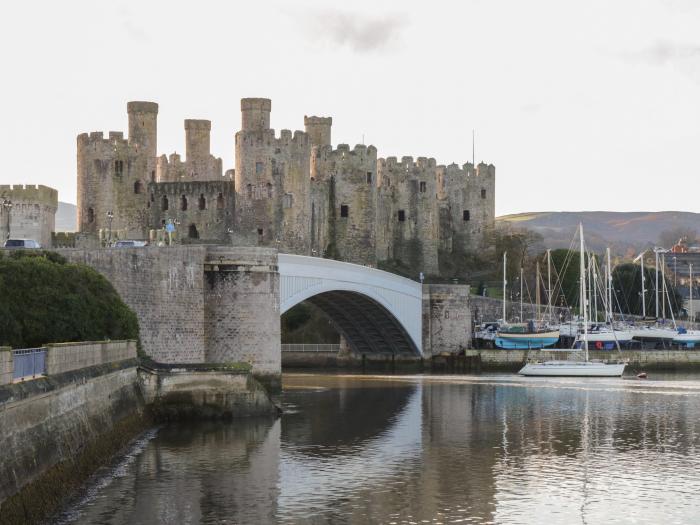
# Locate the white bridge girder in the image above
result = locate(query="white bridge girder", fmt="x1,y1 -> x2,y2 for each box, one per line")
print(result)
278,254 -> 423,355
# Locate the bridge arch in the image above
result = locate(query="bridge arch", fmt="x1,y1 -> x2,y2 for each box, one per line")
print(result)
279,255 -> 423,356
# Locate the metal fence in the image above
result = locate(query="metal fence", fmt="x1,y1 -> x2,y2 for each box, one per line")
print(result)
13,348 -> 46,380
281,344 -> 341,353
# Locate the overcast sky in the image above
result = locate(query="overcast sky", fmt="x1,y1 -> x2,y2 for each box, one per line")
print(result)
1,0 -> 699,215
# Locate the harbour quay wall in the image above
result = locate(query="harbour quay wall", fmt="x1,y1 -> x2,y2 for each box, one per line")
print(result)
465,349 -> 700,371
470,295 -> 569,324
0,342 -> 278,524
0,360 -> 146,525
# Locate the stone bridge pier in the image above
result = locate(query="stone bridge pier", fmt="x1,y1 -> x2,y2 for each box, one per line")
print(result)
59,246 -> 471,391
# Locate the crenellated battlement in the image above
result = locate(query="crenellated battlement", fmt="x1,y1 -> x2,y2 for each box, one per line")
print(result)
0,184 -> 58,207
379,156 -> 438,170
235,128 -> 310,149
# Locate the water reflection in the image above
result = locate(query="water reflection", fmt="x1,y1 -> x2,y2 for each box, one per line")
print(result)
56,374 -> 700,525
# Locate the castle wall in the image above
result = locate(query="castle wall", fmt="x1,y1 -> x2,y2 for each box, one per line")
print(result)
233,99 -> 312,255
377,157 -> 439,276
0,185 -> 57,247
148,180 -> 234,242
156,120 -> 224,183
312,144 -> 377,265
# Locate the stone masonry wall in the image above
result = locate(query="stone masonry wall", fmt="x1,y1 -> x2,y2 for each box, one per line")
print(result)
203,247 -> 280,380
45,340 -> 137,375
470,295 -> 570,325
422,284 -> 471,356
0,348 -> 11,385
59,246 -> 208,363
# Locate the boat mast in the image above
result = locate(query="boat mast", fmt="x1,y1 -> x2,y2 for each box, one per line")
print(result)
661,252 -> 666,321
640,252 -> 646,318
520,266 -> 524,321
580,223 -> 588,361
547,249 -> 552,323
536,260 -> 541,321
592,255 -> 598,323
655,249 -> 660,319
691,263 -> 694,323
605,246 -> 612,324
503,252 -> 507,322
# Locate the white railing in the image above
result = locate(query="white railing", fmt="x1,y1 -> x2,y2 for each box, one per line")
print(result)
281,344 -> 341,353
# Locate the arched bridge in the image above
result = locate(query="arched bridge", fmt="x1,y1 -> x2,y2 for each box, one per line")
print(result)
279,255 -> 423,356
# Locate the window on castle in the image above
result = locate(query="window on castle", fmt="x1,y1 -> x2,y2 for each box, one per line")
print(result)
283,193 -> 293,209
266,183 -> 273,199
162,195 -> 169,211
151,170 -> 155,182
150,193 -> 155,202
180,195 -> 188,211
398,210 -> 406,222
340,205 -> 349,218
386,178 -> 391,187
114,160 -> 123,176
199,194 -> 206,210
246,184 -> 252,199
463,210 -> 470,221
87,207 -> 95,223
217,193 -> 224,209
257,228 -> 264,239
366,172 -> 372,184
188,224 -> 199,239
419,181 -> 427,193
256,162 -> 264,174
481,188 -> 487,199
134,180 -> 143,194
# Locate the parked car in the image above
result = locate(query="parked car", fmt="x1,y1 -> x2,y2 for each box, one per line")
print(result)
3,239 -> 41,249
113,240 -> 148,248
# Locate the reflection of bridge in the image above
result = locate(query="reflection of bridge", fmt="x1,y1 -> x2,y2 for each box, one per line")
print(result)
279,255 -> 423,356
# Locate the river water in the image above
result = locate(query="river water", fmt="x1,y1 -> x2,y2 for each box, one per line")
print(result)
54,373 -> 700,524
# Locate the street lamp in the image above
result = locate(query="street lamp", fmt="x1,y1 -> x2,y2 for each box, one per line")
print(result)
106,210 -> 114,245
1,199 -> 12,241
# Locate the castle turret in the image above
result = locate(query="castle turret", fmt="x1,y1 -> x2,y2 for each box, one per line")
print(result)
185,119 -> 211,164
240,98 -> 271,132
127,101 -> 158,158
304,116 -> 332,147
234,98 -> 311,254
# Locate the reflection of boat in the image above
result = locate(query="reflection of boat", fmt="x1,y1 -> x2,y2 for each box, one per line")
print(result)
519,224 -> 626,378
495,322 -> 560,349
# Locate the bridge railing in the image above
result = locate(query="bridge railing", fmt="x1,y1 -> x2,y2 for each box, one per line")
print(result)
281,344 -> 340,353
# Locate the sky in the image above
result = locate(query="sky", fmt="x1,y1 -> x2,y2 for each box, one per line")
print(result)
1,0 -> 699,215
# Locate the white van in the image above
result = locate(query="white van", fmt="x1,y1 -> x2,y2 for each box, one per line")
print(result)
3,239 -> 41,249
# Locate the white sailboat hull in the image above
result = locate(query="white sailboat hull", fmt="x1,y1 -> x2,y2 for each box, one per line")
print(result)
631,327 -> 677,341
518,361 -> 626,377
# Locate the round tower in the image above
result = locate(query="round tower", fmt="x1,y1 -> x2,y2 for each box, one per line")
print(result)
127,101 -> 158,157
240,98 -> 271,132
304,116 -> 332,147
184,119 -> 211,164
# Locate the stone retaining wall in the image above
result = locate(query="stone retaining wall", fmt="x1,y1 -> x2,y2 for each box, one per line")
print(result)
0,347 -> 12,385
45,340 -> 137,375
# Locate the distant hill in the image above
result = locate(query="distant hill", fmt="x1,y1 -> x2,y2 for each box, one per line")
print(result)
56,202 -> 77,232
497,211 -> 700,257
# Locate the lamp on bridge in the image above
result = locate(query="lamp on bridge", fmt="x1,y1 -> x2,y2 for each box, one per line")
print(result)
1,198 -> 12,241
106,210 -> 114,245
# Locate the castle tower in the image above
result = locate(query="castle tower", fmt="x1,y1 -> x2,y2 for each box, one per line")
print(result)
233,98 -> 312,254
376,156 -> 439,276
304,116 -> 332,147
127,101 -> 158,158
310,143 -> 378,265
185,119 -> 211,164
0,185 -> 57,247
77,101 -> 157,240
241,98 -> 271,132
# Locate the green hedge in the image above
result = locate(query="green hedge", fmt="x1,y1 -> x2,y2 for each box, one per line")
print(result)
0,251 -> 139,348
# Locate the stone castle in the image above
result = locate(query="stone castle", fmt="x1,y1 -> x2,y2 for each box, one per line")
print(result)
0,185 -> 57,247
77,99 -> 495,275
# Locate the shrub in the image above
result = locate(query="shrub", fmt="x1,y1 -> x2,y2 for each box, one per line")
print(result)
0,251 -> 139,348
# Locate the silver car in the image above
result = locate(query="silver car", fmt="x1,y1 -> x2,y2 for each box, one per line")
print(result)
3,239 -> 41,249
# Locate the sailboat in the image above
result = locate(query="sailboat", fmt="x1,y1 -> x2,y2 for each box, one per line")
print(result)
630,249 -> 677,344
673,262 -> 700,347
519,224 -> 627,377
495,252 -> 560,349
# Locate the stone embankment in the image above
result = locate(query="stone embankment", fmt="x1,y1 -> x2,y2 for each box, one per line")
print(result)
0,341 -> 278,525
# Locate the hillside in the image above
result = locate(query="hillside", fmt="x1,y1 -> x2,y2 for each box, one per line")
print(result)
56,202 -> 77,232
497,211 -> 700,256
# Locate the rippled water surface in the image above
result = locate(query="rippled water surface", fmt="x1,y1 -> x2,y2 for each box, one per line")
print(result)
56,373 -> 700,524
